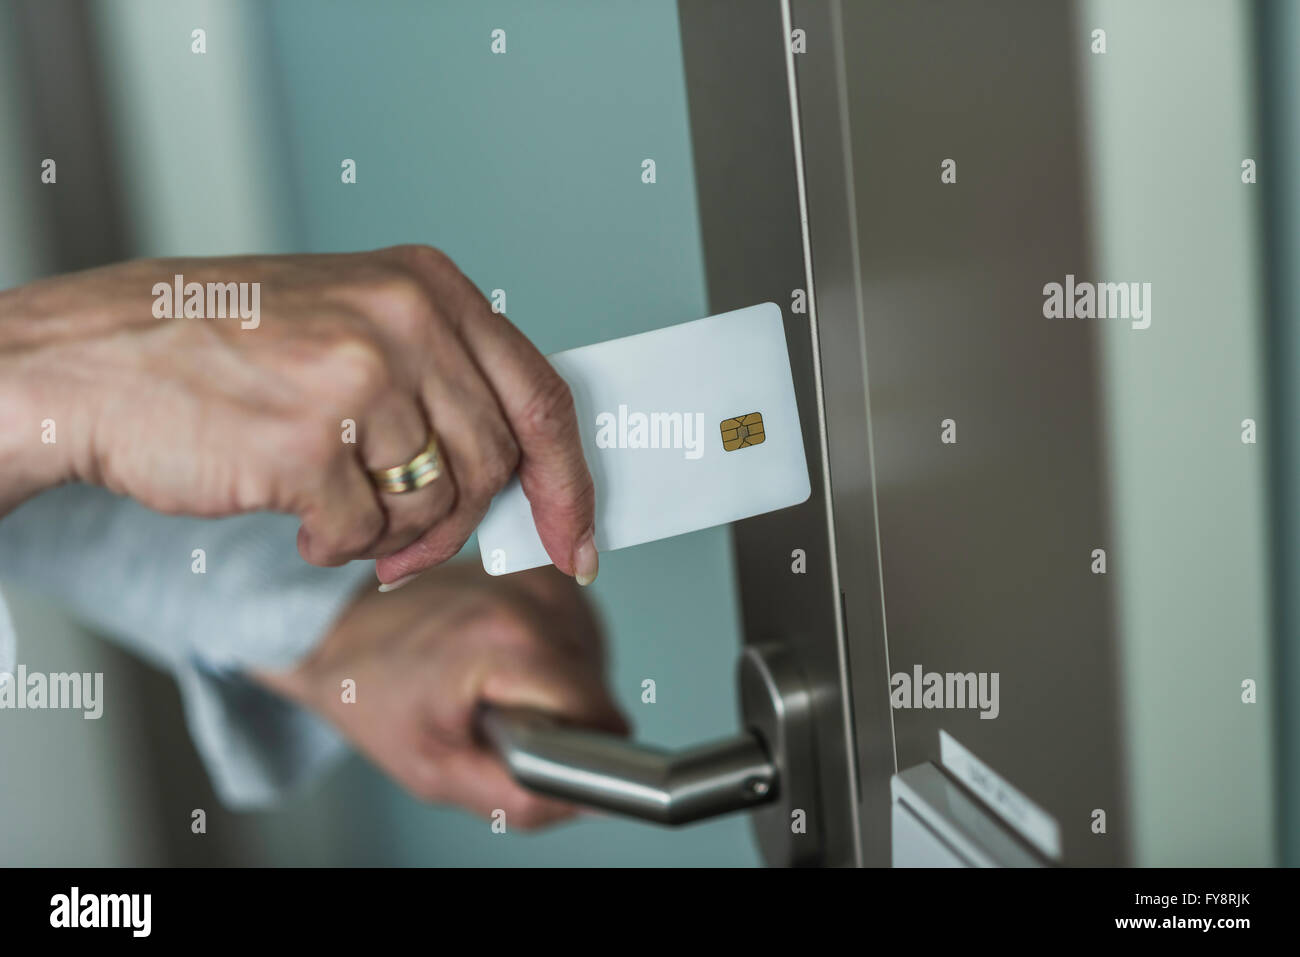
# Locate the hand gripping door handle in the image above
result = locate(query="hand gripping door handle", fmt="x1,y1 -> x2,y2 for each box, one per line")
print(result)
478,705 -> 776,825
476,644 -> 817,834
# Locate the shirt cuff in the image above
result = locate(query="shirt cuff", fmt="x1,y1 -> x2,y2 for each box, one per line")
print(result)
176,662 -> 350,808
0,484 -> 379,806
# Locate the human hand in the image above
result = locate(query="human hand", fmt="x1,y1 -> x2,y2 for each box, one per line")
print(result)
0,246 -> 597,584
251,562 -> 627,828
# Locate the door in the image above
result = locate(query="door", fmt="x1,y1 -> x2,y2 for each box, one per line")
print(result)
676,0 -> 1276,867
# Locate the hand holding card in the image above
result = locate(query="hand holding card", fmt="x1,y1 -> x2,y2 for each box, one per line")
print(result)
477,303 -> 811,576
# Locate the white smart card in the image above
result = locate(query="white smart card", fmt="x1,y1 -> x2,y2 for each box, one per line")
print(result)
476,302 -> 810,575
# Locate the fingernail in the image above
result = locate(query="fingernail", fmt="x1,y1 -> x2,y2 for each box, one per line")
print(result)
574,530 -> 598,587
377,572 -> 419,593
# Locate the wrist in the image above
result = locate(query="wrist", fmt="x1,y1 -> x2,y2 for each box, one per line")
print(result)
0,280 -> 125,510
247,662 -> 316,709
0,340 -> 82,513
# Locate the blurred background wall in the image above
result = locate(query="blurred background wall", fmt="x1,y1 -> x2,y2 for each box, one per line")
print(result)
1081,0 -> 1275,866
0,0 -> 757,866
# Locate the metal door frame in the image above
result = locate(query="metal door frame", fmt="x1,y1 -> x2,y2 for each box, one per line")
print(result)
679,0 -> 882,866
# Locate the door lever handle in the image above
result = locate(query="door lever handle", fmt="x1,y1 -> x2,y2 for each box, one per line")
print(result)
477,643 -> 817,852
478,705 -> 777,825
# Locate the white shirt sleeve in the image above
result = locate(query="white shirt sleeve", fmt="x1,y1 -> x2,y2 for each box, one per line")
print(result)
0,484 -> 377,806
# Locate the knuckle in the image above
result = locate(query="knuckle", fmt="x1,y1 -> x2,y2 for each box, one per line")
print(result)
480,606 -> 545,656
320,331 -> 392,405
298,527 -> 339,567
365,271 -> 436,341
389,243 -> 453,277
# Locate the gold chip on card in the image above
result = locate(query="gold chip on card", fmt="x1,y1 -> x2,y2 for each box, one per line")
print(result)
720,412 -> 765,451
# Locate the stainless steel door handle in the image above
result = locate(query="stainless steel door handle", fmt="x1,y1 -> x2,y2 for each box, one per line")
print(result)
479,707 -> 776,825
478,644 -> 820,861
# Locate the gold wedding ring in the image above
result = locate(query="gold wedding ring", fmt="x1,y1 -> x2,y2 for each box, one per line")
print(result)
370,435 -> 443,494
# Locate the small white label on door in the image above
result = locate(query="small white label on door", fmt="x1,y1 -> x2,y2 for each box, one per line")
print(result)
939,730 -> 1061,861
